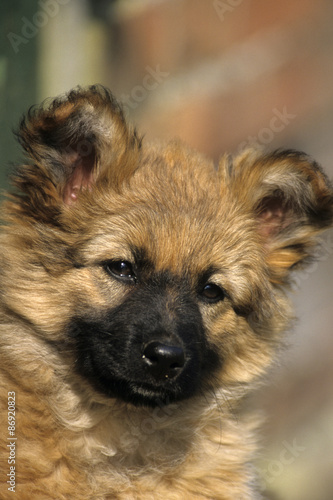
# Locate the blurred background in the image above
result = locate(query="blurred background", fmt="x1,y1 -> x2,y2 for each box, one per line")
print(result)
1,1 -> 333,498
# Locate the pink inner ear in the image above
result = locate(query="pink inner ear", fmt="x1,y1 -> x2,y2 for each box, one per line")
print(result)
257,196 -> 292,239
62,152 -> 95,205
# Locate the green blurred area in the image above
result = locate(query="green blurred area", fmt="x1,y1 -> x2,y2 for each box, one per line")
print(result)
0,1 -> 38,195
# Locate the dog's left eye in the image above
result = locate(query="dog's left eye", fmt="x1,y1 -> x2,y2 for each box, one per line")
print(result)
200,283 -> 225,303
104,260 -> 137,283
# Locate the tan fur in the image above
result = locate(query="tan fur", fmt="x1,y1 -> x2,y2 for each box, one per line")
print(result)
0,86 -> 332,499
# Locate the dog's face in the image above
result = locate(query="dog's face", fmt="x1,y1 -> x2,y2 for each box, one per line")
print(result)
2,86 -> 332,408
62,153 -> 267,408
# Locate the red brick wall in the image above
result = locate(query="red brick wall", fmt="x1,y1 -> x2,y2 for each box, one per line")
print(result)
107,0 -> 333,167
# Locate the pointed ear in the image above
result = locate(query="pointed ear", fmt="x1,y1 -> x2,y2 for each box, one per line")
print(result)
11,85 -> 141,219
231,150 -> 333,283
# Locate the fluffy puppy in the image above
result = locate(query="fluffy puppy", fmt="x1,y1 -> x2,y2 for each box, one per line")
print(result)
0,86 -> 332,499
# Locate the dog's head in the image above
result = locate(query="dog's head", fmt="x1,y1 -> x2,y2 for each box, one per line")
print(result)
2,86 -> 332,407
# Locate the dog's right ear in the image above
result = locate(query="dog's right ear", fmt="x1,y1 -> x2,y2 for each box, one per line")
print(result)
11,85 -> 141,219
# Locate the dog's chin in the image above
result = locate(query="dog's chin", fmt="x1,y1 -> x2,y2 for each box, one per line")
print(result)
88,374 -> 199,408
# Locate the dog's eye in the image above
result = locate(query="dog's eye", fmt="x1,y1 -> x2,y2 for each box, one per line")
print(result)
104,260 -> 137,283
200,283 -> 225,303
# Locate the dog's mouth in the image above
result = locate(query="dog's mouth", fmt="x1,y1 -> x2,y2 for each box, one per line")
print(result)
93,374 -> 194,408
81,342 -> 205,408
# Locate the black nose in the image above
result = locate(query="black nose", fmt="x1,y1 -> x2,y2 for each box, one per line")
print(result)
142,341 -> 185,380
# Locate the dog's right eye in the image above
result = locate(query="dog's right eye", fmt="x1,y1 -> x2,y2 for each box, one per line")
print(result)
200,283 -> 225,303
104,260 -> 137,283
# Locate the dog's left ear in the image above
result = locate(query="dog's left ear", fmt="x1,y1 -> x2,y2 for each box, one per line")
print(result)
12,85 -> 141,218
229,150 -> 333,283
